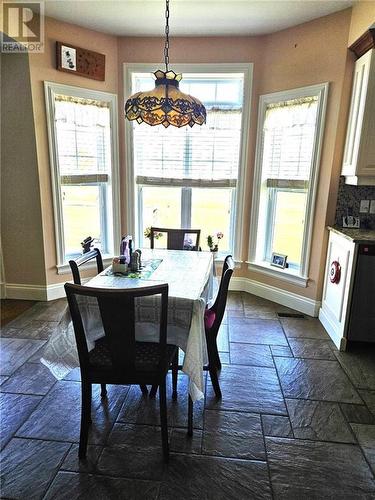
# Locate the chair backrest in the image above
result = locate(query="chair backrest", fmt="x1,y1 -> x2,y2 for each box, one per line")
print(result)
69,248 -> 104,285
150,227 -> 201,251
210,255 -> 234,333
64,282 -> 168,377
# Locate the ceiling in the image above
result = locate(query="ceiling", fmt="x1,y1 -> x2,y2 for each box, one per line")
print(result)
43,0 -> 356,37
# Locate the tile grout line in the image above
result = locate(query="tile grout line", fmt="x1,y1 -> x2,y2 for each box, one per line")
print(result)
259,413 -> 276,500
338,403 -> 375,480
41,442 -> 74,500
242,292 -> 276,499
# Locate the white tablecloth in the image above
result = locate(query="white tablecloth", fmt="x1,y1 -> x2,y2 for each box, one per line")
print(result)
41,249 -> 214,401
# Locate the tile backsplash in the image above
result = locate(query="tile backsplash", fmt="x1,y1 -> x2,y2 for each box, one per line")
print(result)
335,177 -> 375,229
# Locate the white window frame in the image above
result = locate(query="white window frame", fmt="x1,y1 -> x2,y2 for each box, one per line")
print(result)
123,63 -> 253,261
248,82 -> 329,287
44,81 -> 121,273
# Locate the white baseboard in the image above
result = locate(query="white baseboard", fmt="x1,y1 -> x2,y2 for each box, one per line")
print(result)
46,283 -> 68,301
5,283 -> 48,301
230,276 -> 321,317
0,282 -> 6,299
4,278 -> 88,301
4,276 -> 321,316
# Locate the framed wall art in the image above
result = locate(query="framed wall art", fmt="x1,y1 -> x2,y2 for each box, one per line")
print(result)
56,42 -> 105,81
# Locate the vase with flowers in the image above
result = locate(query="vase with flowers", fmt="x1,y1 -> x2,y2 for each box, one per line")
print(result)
144,227 -> 163,241
207,232 -> 224,253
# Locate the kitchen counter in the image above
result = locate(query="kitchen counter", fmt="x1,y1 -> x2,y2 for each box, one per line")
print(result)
328,226 -> 375,244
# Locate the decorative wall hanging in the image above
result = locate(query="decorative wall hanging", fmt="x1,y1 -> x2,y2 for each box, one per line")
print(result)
56,42 -> 105,81
125,0 -> 206,128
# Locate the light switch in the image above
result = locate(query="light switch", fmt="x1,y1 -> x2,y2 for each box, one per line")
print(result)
360,199 -> 370,213
370,200 -> 375,214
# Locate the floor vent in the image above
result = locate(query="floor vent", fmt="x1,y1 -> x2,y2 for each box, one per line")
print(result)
277,312 -> 305,319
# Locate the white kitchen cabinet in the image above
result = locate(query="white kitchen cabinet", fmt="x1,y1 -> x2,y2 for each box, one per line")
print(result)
342,49 -> 375,185
319,230 -> 357,350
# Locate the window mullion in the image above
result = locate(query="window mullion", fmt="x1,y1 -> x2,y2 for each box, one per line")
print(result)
181,187 -> 192,228
264,187 -> 276,261
99,183 -> 108,252
137,186 -> 144,247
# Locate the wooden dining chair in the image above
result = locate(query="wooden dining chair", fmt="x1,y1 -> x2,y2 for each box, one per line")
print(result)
151,256 -> 234,404
68,249 -> 148,399
150,227 -> 201,251
69,248 -> 104,286
65,282 -> 177,462
203,255 -> 234,398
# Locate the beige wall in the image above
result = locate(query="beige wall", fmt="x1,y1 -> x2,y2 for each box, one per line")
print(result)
8,5 -> 373,301
348,1 -> 375,46
1,52 -> 46,285
28,16 -> 119,285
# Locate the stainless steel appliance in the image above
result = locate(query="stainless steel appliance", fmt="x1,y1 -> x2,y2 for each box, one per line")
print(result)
347,244 -> 375,342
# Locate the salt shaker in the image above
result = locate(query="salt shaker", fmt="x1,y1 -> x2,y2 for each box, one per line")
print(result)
130,251 -> 140,272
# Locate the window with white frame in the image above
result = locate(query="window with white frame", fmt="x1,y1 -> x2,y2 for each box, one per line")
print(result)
249,83 -> 328,282
125,65 -> 252,257
45,82 -> 120,268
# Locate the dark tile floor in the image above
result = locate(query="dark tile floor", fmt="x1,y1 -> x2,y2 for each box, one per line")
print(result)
1,292 -> 375,499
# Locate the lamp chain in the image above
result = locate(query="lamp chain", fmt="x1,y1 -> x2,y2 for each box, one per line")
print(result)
164,0 -> 170,72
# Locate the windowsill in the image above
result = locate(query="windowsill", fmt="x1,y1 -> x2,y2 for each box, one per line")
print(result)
246,260 -> 308,287
56,255 -> 113,275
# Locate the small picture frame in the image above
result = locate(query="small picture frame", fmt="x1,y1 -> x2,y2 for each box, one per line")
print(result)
271,253 -> 288,269
60,44 -> 76,71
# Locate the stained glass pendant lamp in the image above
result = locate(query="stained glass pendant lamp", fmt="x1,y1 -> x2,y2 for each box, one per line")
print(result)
125,0 -> 206,128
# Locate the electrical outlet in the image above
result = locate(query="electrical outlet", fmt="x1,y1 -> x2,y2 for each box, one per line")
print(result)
370,200 -> 375,215
359,199 -> 370,213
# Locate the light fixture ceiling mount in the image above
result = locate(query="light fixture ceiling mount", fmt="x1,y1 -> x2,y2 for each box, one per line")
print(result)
125,0 -> 206,128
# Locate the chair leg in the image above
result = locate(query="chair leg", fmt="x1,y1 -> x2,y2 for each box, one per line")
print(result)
187,394 -> 193,436
149,385 -> 158,398
207,338 -> 222,397
140,385 -> 148,396
159,378 -> 169,463
213,344 -> 222,370
172,349 -> 178,400
100,383 -> 107,398
79,381 -> 92,459
208,364 -> 222,399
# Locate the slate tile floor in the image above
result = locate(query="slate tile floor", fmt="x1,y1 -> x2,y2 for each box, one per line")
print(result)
1,292 -> 375,499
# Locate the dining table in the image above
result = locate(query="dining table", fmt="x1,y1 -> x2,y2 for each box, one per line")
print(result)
41,249 -> 215,402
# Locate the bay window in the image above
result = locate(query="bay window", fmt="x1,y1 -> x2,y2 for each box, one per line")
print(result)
125,64 -> 252,257
249,83 -> 328,284
45,82 -> 120,270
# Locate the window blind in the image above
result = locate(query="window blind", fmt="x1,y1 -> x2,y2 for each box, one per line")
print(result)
262,96 -> 318,182
54,95 -> 111,181
132,76 -> 243,188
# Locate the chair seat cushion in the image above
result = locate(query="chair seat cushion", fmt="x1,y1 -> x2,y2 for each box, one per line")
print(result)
90,338 -> 177,371
204,309 -> 216,330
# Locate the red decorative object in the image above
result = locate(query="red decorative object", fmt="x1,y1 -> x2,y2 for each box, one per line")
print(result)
329,260 -> 341,284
